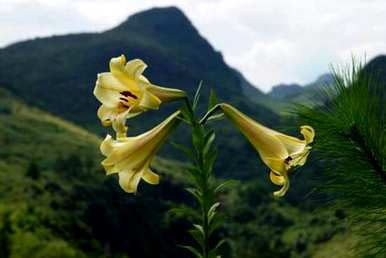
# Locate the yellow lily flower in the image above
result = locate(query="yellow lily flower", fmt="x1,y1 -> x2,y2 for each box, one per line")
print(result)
100,111 -> 181,193
219,103 -> 315,197
93,55 -> 186,137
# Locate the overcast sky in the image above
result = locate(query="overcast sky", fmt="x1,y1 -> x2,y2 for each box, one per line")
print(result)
1,0 -> 385,92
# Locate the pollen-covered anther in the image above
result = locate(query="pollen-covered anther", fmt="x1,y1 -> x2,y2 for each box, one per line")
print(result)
120,90 -> 138,99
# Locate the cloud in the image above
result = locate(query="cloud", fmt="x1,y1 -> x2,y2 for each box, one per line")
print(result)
1,0 -> 386,91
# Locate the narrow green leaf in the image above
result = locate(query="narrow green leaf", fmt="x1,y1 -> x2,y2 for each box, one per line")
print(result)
189,229 -> 205,250
203,131 -> 216,156
213,239 -> 226,250
214,179 -> 239,194
171,142 -> 193,159
206,113 -> 224,122
179,245 -> 203,258
193,224 -> 205,237
180,104 -> 193,123
208,89 -> 218,110
192,81 -> 203,111
168,206 -> 197,218
208,239 -> 226,258
208,214 -> 224,235
185,187 -> 203,206
204,149 -> 218,174
208,202 -> 220,224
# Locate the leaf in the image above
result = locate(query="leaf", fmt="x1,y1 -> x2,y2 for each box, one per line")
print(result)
213,239 -> 226,250
168,206 -> 196,218
203,130 -> 216,156
208,239 -> 226,258
189,229 -> 204,250
208,89 -> 218,110
192,125 -> 205,150
179,245 -> 203,258
206,113 -> 224,122
180,104 -> 193,123
214,179 -> 239,194
209,214 -> 224,235
192,81 -> 203,111
171,142 -> 193,159
208,202 -> 220,224
185,187 -> 203,205
204,149 -> 218,174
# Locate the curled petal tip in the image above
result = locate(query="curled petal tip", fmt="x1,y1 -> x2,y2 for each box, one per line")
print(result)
300,125 -> 315,144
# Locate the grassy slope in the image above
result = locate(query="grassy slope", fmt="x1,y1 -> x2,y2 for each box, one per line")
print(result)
0,87 -> 189,258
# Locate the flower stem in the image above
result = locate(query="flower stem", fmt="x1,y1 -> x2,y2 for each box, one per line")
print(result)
181,99 -> 221,258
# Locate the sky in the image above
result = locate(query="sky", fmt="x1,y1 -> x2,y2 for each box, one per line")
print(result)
1,0 -> 386,92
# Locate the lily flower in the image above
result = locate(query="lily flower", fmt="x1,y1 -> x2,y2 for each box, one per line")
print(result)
100,111 -> 181,193
94,55 -> 186,137
219,104 -> 315,197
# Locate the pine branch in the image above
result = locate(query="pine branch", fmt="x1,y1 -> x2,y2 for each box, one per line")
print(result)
297,60 -> 386,257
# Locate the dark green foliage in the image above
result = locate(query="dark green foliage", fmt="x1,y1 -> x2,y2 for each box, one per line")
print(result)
0,212 -> 12,258
297,61 -> 386,256
26,161 -> 40,180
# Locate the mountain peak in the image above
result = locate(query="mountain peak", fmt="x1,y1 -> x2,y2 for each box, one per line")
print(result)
114,6 -> 194,34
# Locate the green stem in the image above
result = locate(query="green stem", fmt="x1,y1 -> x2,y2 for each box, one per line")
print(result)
184,99 -> 214,258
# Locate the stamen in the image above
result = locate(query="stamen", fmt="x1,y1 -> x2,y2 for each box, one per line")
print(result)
284,156 -> 293,164
120,91 -> 138,99
119,102 -> 130,108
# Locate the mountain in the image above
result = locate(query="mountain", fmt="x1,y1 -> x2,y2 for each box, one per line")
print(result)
268,73 -> 334,102
0,7 -> 280,179
269,83 -> 303,100
0,7 -> 277,127
233,68 -> 283,112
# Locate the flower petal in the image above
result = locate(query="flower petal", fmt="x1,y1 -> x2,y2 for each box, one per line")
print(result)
94,76 -> 123,109
220,103 -> 288,160
118,170 -> 143,193
264,157 -> 287,174
273,173 -> 290,197
273,134 -> 307,157
147,83 -> 187,102
109,55 -> 127,77
301,125 -> 315,144
138,89 -> 161,110
269,171 -> 285,186
125,59 -> 147,79
142,168 -> 160,185
97,105 -> 119,126
109,55 -> 141,95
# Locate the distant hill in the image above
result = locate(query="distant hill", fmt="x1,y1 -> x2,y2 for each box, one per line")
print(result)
268,74 -> 334,103
0,7 -> 280,179
269,83 -> 303,100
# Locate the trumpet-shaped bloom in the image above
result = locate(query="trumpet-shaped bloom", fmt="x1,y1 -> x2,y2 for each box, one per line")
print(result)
94,55 -> 186,137
220,104 -> 315,197
100,111 -> 181,193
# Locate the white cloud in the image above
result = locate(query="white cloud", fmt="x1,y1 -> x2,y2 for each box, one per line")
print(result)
1,0 -> 386,91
